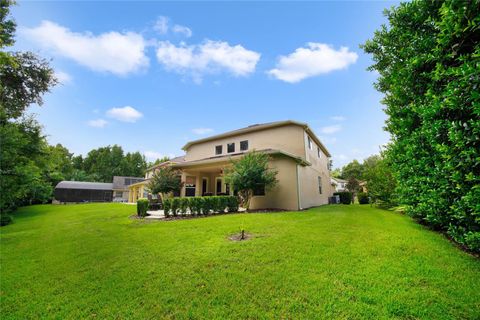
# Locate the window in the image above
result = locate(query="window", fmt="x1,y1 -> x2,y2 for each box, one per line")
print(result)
240,140 -> 248,151
227,142 -> 235,153
215,145 -> 223,155
317,147 -> 321,158
318,176 -> 322,194
185,176 -> 196,197
115,191 -> 123,197
308,136 -> 312,150
253,184 -> 265,196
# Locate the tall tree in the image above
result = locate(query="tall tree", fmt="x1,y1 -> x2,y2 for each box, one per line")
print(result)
341,159 -> 364,180
363,0 -> 480,252
0,0 -> 57,216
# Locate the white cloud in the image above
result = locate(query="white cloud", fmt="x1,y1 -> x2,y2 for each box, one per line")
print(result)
156,40 -> 260,81
144,151 -> 176,161
144,151 -> 164,160
87,119 -> 108,128
55,70 -> 72,84
192,128 -> 214,135
331,116 -> 346,121
320,124 -> 342,134
172,24 -> 192,37
154,16 -> 169,35
268,43 -> 358,83
106,106 -> 143,123
21,20 -> 149,75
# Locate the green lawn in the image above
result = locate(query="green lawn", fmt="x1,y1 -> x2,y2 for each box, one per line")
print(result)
1,204 -> 479,319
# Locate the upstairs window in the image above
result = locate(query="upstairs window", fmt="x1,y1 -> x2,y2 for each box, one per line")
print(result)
317,147 -> 321,158
215,145 -> 223,155
240,140 -> 249,151
308,136 -> 312,150
318,176 -> 322,194
227,143 -> 235,153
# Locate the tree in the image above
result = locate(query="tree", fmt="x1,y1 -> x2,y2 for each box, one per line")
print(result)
223,151 -> 278,211
346,177 -> 360,194
148,156 -> 170,168
340,159 -> 364,180
146,166 -> 183,200
0,1 -> 57,217
362,154 -> 397,205
362,1 -> 480,252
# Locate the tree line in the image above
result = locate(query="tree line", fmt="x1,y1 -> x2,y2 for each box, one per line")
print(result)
0,1 -> 160,220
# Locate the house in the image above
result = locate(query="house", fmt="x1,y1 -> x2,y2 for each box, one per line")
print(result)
112,176 -> 145,202
129,120 -> 334,210
331,177 -> 348,192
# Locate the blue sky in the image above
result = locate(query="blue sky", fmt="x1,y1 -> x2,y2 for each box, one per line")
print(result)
12,1 -> 397,168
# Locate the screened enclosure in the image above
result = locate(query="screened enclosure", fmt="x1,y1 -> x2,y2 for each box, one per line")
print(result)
54,181 -> 113,202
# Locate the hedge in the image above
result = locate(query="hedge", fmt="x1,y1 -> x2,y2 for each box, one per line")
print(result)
137,198 -> 149,217
334,192 -> 353,205
163,196 -> 239,217
362,1 -> 480,252
357,192 -> 369,205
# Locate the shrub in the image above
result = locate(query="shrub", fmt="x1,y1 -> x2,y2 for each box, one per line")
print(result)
163,198 -> 171,217
137,198 -> 149,217
334,192 -> 352,205
212,196 -> 224,214
188,197 -> 197,216
0,213 -> 13,226
220,196 -> 229,213
357,192 -> 369,205
179,198 -> 188,216
171,198 -> 180,216
203,197 -> 214,215
227,196 -> 239,212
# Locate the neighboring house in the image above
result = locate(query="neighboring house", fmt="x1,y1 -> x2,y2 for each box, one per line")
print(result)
331,177 -> 348,192
129,120 -> 334,210
55,176 -> 144,203
112,176 -> 145,202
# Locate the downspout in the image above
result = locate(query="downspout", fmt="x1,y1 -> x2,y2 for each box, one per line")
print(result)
296,164 -> 302,210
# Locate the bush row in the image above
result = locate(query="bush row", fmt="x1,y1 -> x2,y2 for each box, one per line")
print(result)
163,196 -> 239,217
357,192 -> 369,204
334,192 -> 353,205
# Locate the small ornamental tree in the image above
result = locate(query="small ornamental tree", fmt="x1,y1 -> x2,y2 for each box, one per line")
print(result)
223,151 -> 278,211
146,166 -> 183,200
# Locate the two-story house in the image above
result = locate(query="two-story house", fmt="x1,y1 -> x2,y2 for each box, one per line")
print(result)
128,120 -> 334,210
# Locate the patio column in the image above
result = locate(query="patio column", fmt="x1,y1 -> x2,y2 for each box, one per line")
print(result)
195,174 -> 202,197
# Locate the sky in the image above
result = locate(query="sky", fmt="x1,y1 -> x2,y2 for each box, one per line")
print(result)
12,1 -> 397,168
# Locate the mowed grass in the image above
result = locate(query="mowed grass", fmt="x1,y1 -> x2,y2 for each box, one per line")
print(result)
1,204 -> 479,319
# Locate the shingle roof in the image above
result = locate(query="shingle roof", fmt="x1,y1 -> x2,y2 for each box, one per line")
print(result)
181,120 -> 331,157
55,181 -> 113,190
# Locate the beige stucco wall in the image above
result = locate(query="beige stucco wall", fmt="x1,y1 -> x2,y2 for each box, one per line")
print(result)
249,156 -> 299,211
298,131 -> 333,208
184,124 -> 306,162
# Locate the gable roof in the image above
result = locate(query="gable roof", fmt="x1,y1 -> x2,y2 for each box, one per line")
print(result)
146,155 -> 186,171
181,120 -> 331,157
